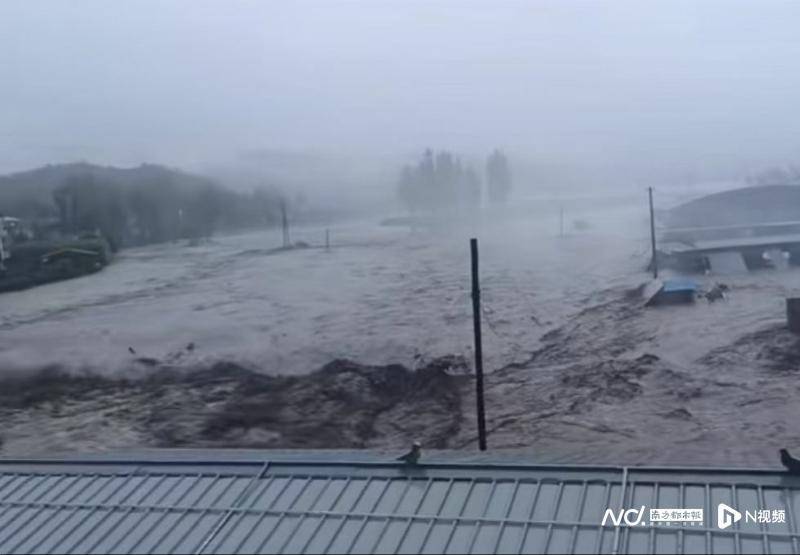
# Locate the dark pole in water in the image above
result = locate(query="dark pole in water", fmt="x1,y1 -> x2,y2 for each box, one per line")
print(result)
325,228 -> 330,251
559,206 -> 564,238
649,187 -> 658,279
470,238 -> 488,451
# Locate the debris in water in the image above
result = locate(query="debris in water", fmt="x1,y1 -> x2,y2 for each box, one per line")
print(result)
704,283 -> 729,302
134,357 -> 160,367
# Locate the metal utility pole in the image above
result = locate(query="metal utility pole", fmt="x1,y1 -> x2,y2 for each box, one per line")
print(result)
649,187 -> 658,279
470,238 -> 488,451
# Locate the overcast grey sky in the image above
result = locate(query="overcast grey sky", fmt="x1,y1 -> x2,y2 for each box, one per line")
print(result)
2,1 -> 800,185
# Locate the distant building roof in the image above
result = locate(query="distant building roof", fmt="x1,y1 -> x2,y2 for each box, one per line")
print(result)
0,451 -> 798,554
660,233 -> 800,256
668,185 -> 800,228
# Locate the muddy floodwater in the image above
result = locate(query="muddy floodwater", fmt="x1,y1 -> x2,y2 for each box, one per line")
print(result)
2,195 -> 800,467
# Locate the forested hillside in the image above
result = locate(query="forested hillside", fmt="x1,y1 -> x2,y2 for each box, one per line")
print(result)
0,162 -> 284,249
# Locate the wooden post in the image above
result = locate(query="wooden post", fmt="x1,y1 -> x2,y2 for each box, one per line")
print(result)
280,199 -> 290,248
649,187 -> 658,279
70,193 -> 78,234
788,298 -> 800,333
470,238 -> 488,451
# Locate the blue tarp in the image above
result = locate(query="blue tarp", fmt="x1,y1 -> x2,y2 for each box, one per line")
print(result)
661,278 -> 698,293
643,277 -> 698,306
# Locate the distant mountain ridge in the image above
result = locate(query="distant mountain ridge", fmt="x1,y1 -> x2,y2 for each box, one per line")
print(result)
0,162 -> 216,219
0,161 -> 285,250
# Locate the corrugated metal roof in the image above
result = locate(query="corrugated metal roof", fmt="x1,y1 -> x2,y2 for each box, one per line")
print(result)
1,454 -> 799,554
660,233 -> 800,255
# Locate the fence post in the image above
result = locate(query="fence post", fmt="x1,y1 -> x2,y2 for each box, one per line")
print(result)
280,199 -> 290,248
649,187 -> 658,279
470,238 -> 488,451
788,298 -> 800,333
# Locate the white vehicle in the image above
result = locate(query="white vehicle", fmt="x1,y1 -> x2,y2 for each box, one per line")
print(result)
0,216 -> 21,268
0,219 -> 8,267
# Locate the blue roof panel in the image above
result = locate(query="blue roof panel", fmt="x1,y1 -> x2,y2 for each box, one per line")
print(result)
661,278 -> 698,293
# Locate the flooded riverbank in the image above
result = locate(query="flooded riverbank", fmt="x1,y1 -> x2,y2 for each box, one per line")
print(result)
2,201 -> 799,466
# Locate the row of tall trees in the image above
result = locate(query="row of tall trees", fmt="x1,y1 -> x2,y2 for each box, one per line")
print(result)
53,173 -> 284,251
486,149 -> 512,203
749,165 -> 800,186
397,149 -> 512,213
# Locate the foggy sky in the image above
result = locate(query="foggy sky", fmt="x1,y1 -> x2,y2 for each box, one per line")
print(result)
2,0 -> 800,186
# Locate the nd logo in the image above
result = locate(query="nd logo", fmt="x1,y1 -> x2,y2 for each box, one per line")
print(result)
601,506 -> 647,527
